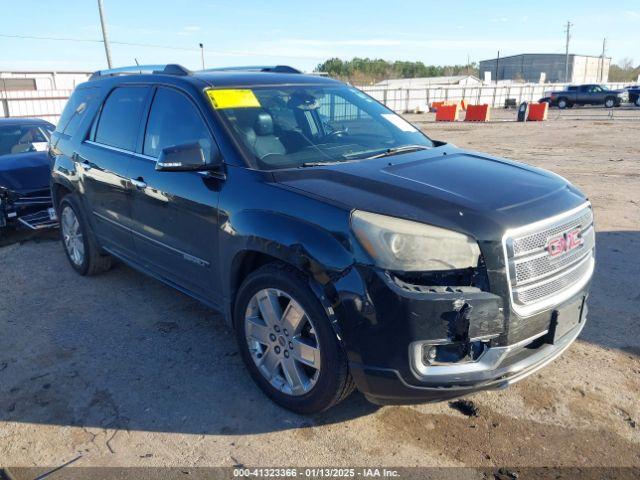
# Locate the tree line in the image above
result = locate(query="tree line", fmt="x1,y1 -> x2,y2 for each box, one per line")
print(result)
316,57 -> 639,84
608,58 -> 640,82
315,58 -> 479,84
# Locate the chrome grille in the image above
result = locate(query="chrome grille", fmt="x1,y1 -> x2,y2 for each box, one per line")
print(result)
503,203 -> 595,316
515,255 -> 592,304
514,226 -> 595,284
512,210 -> 592,256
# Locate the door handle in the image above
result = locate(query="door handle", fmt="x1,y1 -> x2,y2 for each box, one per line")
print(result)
72,152 -> 92,171
130,177 -> 147,190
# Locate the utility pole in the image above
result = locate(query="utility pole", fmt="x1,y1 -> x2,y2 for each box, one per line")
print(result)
564,20 -> 573,83
599,38 -> 607,82
199,43 -> 205,70
495,50 -> 500,84
97,0 -> 113,68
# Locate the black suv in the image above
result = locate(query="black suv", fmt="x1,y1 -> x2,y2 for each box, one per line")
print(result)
50,64 -> 595,413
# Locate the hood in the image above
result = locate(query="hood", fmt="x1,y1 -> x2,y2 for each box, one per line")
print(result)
0,151 -> 51,194
272,145 -> 587,240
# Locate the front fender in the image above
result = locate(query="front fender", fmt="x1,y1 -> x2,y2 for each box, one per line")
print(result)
220,209 -> 359,332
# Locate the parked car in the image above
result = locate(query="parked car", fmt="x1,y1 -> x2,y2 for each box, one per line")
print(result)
50,65 -> 595,413
0,118 -> 57,236
546,84 -> 628,109
626,85 -> 640,106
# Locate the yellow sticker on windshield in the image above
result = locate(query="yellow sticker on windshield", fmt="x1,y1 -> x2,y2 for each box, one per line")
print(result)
207,89 -> 261,109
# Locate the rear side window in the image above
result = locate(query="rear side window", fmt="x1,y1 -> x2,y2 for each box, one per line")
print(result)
143,87 -> 212,158
56,87 -> 98,137
95,86 -> 149,151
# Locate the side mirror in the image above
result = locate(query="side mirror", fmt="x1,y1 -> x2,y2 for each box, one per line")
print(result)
155,142 -> 220,172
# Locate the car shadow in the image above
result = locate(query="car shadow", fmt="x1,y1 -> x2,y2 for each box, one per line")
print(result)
0,230 -> 637,435
0,226 -> 58,248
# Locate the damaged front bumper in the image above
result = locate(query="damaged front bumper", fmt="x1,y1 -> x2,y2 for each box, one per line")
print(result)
336,266 -> 589,405
351,316 -> 585,405
0,189 -> 57,231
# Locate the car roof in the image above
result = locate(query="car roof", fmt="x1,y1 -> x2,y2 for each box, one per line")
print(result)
193,71 -> 341,88
80,69 -> 342,91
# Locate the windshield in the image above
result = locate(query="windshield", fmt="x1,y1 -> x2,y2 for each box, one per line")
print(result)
0,124 -> 53,157
210,85 -> 433,169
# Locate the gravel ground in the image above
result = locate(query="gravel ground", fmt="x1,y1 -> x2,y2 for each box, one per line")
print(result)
0,110 -> 638,474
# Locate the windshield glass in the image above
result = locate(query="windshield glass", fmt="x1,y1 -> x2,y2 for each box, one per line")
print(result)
0,124 -> 53,157
210,85 -> 433,169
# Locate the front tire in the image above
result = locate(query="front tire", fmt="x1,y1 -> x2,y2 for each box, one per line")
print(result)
557,98 -> 569,109
234,263 -> 354,413
59,194 -> 112,276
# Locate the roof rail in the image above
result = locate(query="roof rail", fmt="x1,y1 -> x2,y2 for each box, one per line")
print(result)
89,64 -> 191,80
202,65 -> 302,74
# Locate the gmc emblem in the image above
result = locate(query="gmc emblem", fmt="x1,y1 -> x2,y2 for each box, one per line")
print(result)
546,228 -> 583,257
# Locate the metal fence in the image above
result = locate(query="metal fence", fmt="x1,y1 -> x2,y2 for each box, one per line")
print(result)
0,89 -> 73,124
0,82 -> 635,125
359,82 -> 632,112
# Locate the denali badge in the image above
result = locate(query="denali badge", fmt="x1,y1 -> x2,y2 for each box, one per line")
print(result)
546,228 -> 583,257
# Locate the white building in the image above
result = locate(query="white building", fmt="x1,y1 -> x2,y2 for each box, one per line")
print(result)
0,71 -> 91,91
373,75 -> 482,89
479,54 -> 610,84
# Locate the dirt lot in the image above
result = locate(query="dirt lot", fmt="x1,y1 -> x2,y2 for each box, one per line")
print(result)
1,110 -> 639,474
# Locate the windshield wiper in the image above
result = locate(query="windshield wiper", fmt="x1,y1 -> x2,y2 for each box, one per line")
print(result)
365,144 -> 431,160
299,160 -> 342,168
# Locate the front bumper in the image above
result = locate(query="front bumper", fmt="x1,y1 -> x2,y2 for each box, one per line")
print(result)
351,307 -> 586,405
0,192 -> 57,230
332,262 -> 590,405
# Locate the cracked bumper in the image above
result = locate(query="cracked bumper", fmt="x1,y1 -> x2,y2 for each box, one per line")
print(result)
333,264 -> 589,405
350,301 -> 587,405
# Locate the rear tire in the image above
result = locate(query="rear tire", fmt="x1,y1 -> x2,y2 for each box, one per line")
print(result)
604,97 -> 616,108
234,263 -> 354,413
59,194 -> 112,276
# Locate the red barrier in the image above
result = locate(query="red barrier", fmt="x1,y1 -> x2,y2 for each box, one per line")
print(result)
435,104 -> 458,122
464,104 -> 490,122
527,102 -> 548,121
430,101 -> 445,112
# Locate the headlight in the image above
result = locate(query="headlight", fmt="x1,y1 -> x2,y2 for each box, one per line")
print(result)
351,210 -> 481,271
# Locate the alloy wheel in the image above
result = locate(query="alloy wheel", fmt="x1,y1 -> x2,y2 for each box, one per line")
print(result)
244,288 -> 321,396
61,206 -> 85,266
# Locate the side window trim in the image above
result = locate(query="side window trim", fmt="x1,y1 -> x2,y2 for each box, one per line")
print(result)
136,85 -> 158,155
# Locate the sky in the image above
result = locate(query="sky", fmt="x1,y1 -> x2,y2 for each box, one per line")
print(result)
1,0 -> 639,72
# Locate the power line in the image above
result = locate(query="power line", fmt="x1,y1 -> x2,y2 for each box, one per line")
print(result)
0,33 -> 197,51
0,33 -> 323,60
0,33 -> 102,43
